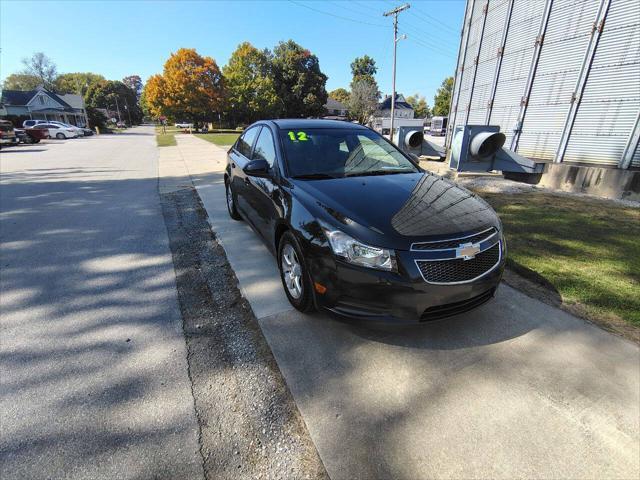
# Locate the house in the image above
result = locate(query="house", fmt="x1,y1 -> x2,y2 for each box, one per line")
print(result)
323,98 -> 348,120
0,86 -> 89,127
376,94 -> 414,119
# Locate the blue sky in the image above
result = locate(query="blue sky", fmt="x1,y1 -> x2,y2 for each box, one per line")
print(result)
0,0 -> 464,105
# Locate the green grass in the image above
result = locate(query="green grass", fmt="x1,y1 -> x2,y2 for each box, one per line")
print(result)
478,191 -> 640,327
194,133 -> 240,147
156,133 -> 176,147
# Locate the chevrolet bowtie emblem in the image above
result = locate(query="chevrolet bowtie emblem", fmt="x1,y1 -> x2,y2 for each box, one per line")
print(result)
457,242 -> 481,260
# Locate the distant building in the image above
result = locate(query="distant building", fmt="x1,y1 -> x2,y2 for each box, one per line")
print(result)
323,98 -> 348,120
376,94 -> 414,119
0,86 -> 89,127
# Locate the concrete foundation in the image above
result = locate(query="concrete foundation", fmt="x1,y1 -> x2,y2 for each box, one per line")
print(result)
538,163 -> 640,201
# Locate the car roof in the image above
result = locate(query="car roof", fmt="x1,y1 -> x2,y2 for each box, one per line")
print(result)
263,119 -> 369,131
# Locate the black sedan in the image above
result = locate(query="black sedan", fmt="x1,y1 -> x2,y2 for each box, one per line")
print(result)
225,120 -> 505,323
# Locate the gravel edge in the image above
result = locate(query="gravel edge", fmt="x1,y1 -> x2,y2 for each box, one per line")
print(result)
160,186 -> 328,480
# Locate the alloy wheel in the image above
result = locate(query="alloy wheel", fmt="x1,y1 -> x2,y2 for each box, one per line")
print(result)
281,243 -> 303,299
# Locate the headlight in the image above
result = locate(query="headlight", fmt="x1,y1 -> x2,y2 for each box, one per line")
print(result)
321,225 -> 396,271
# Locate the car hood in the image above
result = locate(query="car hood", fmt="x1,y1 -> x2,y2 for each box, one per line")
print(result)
292,172 -> 500,249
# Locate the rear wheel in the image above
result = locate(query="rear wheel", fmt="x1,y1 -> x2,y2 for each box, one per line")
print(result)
56,133 -> 65,139
278,232 -> 315,312
225,180 -> 242,221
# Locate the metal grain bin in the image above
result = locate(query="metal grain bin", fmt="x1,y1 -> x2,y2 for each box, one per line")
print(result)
447,0 -> 640,170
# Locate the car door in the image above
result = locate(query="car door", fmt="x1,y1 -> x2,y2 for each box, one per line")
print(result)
244,125 -> 281,242
228,126 -> 261,219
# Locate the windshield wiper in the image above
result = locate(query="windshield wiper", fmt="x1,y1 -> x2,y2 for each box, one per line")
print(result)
344,170 -> 414,178
292,173 -> 337,180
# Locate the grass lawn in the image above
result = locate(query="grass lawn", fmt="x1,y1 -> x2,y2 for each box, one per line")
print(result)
194,133 -> 240,147
478,191 -> 640,328
156,133 -> 176,147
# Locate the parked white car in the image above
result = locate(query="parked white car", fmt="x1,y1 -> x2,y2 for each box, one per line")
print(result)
31,123 -> 79,139
22,119 -> 47,128
49,121 -> 84,136
175,122 -> 193,129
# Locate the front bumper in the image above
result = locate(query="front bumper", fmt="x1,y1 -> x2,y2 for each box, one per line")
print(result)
308,243 -> 505,324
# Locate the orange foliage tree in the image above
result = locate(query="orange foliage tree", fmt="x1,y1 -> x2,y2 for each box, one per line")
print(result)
143,48 -> 224,122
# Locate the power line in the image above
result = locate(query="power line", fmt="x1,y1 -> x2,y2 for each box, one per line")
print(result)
289,1 -> 390,28
400,32 -> 458,59
398,23 -> 458,54
410,6 -> 459,33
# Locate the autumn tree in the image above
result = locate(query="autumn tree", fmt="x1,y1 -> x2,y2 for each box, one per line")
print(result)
55,72 -> 106,96
329,88 -> 350,106
223,42 -> 280,124
143,48 -> 224,123
432,76 -> 454,116
86,80 -> 142,124
406,93 -> 430,118
272,40 -> 328,118
2,73 -> 42,91
348,79 -> 379,124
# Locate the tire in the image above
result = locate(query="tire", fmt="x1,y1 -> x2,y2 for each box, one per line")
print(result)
278,231 -> 315,313
56,133 -> 65,139
225,180 -> 242,221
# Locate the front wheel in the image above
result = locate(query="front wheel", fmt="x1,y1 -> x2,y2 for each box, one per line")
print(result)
56,133 -> 65,139
225,180 -> 242,221
278,232 -> 315,312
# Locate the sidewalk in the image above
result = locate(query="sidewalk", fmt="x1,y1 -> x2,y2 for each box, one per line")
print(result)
166,134 -> 640,480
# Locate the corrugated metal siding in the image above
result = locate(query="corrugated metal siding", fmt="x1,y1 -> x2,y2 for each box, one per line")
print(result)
632,142 -> 640,168
488,0 -> 546,145
448,0 -> 475,144
517,0 -> 599,161
563,0 -> 640,165
468,0 -> 510,123
453,0 -> 488,132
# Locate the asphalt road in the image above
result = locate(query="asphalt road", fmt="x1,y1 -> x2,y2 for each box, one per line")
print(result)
0,130 -> 203,479
175,134 -> 640,480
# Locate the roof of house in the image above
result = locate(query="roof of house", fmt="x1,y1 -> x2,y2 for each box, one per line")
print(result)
59,93 -> 85,109
0,87 -> 75,110
325,97 -> 348,110
378,94 -> 413,111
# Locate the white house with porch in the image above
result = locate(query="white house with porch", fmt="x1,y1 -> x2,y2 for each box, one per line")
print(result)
0,86 -> 89,127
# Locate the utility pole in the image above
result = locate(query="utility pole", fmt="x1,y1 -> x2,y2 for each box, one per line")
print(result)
384,3 -> 410,141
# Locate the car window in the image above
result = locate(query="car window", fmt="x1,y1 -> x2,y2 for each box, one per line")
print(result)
279,128 -> 418,178
252,127 -> 276,167
236,127 -> 260,158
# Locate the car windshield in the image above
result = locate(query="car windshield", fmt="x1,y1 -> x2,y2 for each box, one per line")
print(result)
279,128 -> 419,179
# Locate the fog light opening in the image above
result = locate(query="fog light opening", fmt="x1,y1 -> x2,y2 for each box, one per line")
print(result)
314,282 -> 327,294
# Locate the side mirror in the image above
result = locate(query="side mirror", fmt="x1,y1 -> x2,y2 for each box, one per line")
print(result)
243,159 -> 270,177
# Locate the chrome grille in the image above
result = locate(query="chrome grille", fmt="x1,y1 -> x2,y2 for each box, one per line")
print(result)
416,242 -> 501,284
412,227 -> 497,251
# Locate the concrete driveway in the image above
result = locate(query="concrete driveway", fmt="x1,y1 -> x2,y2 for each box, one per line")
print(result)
0,129 -> 203,479
173,134 -> 640,480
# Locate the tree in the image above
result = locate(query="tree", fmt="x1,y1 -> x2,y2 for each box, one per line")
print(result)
223,42 -> 280,124
86,105 -> 108,130
122,75 -> 143,100
21,52 -> 58,90
432,76 -> 454,116
350,55 -> 377,85
348,79 -> 379,124
329,88 -> 350,106
55,72 -> 106,96
272,40 -> 328,118
85,80 -> 143,124
143,48 -> 224,123
406,93 -> 430,118
2,73 -> 42,91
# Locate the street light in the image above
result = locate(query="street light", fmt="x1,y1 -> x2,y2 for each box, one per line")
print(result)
383,3 -> 410,140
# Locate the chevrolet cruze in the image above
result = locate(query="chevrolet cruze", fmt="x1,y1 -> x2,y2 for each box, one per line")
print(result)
225,119 -> 505,323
